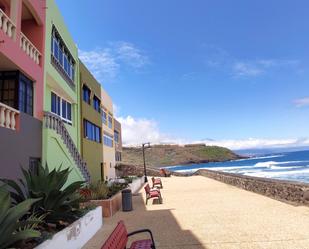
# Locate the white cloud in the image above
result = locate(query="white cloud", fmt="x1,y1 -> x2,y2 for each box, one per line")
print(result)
204,44 -> 301,78
293,97 -> 309,108
232,59 -> 300,78
116,115 -> 309,150
79,41 -> 148,82
233,62 -> 263,77
115,42 -> 149,68
116,116 -> 168,145
79,48 -> 119,81
196,138 -> 309,151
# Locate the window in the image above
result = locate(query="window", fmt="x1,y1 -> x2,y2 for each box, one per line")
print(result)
51,27 -> 75,82
61,99 -> 71,123
51,92 -> 72,124
108,115 -> 113,129
114,130 -> 119,143
93,96 -> 100,112
0,71 -> 33,116
19,75 -> 33,116
84,119 -> 101,143
103,133 -> 113,147
115,152 -> 122,162
82,85 -> 91,104
102,110 -> 107,124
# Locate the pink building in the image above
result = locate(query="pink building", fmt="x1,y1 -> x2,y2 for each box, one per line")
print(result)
0,0 -> 45,179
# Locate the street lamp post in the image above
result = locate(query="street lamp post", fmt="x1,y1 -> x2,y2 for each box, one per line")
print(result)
142,142 -> 150,183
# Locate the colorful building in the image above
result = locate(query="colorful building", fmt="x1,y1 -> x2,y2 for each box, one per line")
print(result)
114,118 -> 122,163
101,87 -> 116,180
42,0 -> 90,183
0,0 -> 45,179
0,0 -> 122,184
79,61 -> 103,183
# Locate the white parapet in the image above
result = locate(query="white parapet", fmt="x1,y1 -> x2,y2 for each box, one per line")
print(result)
0,9 -> 16,39
0,102 -> 19,130
20,32 -> 41,65
35,206 -> 103,249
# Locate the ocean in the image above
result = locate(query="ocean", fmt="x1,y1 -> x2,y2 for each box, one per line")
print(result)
166,150 -> 309,183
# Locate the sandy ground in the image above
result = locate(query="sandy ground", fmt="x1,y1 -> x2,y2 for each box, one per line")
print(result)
83,175 -> 309,249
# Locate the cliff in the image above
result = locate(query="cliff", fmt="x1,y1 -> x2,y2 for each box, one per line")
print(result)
121,144 -> 243,168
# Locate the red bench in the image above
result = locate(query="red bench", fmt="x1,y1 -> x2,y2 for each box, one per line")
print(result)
144,184 -> 162,205
151,177 -> 163,189
101,221 -> 156,249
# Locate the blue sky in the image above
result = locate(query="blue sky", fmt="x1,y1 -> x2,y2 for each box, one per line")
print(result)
56,0 -> 309,149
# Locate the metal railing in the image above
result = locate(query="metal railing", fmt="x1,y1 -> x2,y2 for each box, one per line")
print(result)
44,111 -> 91,182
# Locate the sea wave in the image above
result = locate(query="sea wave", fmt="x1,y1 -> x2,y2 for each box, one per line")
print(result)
253,160 -> 307,168
245,167 -> 309,178
252,154 -> 284,160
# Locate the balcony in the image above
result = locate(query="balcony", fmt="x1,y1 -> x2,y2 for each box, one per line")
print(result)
0,102 -> 19,130
0,8 -> 16,40
20,31 -> 41,65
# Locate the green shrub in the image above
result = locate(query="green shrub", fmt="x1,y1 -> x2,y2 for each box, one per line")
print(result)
89,181 -> 109,200
107,182 -> 128,198
0,186 -> 41,249
1,164 -> 85,224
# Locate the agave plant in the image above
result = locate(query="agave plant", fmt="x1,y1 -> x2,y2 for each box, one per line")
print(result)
1,164 -> 85,223
0,186 -> 41,249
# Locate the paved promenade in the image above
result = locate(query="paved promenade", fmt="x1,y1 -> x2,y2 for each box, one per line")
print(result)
84,176 -> 309,249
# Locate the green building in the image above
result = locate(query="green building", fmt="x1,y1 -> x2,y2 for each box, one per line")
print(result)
79,61 -> 104,183
42,0 -> 90,183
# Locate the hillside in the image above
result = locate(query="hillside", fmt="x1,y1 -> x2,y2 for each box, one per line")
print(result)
121,144 -> 243,168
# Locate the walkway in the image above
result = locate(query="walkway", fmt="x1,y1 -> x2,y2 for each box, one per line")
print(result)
84,175 -> 309,249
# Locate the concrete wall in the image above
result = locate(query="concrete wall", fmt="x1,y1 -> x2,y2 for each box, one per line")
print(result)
35,207 -> 102,249
196,169 -> 309,206
0,113 -> 42,180
79,62 -> 103,183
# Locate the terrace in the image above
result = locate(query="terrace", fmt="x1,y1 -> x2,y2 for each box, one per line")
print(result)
0,0 -> 44,66
84,175 -> 309,248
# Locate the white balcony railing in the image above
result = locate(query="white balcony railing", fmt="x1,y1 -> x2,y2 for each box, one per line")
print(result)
0,102 -> 19,130
0,8 -> 15,39
20,32 -> 41,65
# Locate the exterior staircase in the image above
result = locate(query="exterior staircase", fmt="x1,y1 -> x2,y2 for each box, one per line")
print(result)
44,111 -> 91,182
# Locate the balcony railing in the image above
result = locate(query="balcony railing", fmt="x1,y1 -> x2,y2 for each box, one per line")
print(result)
44,111 -> 91,182
20,32 -> 41,65
0,102 -> 19,130
0,8 -> 16,40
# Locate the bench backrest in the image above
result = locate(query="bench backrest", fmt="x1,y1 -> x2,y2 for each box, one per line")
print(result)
144,184 -> 151,194
101,221 -> 128,249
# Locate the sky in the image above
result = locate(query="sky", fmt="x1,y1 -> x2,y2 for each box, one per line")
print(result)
56,0 -> 309,150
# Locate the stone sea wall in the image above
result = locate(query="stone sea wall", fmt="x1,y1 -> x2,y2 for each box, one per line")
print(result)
196,169 -> 309,206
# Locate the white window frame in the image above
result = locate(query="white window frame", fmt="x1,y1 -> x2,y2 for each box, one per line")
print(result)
108,115 -> 113,129
102,110 -> 107,124
51,91 -> 72,125
103,133 -> 113,147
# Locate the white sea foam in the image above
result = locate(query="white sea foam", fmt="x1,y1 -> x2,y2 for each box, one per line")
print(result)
252,154 -> 284,160
245,167 -> 309,178
253,160 -> 307,168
